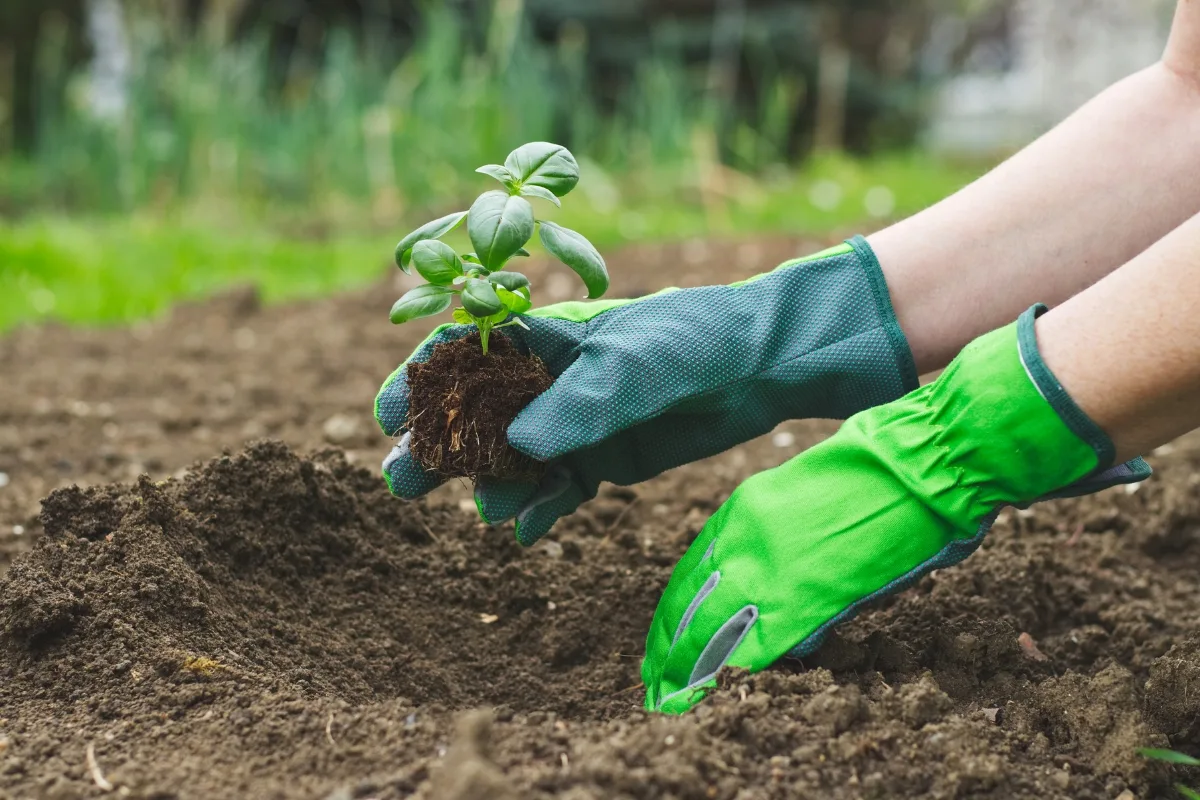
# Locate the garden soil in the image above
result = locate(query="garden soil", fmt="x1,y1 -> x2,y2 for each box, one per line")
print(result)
2,234 -> 1200,799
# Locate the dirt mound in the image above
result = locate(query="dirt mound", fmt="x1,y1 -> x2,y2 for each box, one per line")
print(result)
2,439 -> 1200,798
1,439 -> 657,710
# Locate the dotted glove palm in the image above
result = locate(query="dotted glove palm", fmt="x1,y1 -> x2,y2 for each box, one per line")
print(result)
642,305 -> 1151,714
375,237 -> 918,544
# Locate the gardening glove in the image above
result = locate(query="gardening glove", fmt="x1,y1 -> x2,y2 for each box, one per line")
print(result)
375,236 -> 920,545
642,304 -> 1151,714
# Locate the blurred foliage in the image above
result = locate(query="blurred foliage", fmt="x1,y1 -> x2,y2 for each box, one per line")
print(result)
0,152 -> 985,332
0,0 -> 997,332
0,0 -> 987,215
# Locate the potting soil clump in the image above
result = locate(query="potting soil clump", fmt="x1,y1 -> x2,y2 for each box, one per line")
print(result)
406,332 -> 554,481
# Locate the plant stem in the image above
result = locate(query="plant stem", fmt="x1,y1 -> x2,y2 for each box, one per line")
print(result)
478,323 -> 491,355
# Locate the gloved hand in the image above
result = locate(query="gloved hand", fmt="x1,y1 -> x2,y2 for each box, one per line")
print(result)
376,236 -> 919,545
642,304 -> 1150,713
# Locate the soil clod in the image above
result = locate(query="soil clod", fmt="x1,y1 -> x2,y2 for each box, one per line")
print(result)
406,331 -> 554,481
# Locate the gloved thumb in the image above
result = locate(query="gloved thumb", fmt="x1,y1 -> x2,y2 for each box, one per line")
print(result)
507,352 -> 627,461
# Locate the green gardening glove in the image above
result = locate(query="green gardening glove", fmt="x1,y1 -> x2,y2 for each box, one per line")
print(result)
375,236 -> 918,544
642,304 -> 1151,714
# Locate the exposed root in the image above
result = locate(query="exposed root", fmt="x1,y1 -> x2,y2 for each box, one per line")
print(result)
86,743 -> 114,792
406,331 -> 553,482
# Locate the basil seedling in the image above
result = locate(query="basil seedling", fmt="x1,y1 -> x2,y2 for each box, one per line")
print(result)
389,142 -> 608,354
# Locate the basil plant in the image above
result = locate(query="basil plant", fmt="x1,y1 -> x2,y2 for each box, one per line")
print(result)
389,142 -> 608,354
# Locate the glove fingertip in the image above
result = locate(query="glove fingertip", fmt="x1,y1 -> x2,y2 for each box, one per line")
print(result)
512,475 -> 587,546
375,369 -> 411,436
513,515 -> 554,548
382,435 -> 444,499
376,323 -> 474,436
474,478 -> 539,525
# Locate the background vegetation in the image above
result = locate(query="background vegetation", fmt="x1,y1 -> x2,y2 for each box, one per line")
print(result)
0,0 -> 1001,331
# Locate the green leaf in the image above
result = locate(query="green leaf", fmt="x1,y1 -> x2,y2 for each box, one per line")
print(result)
1177,785 -> 1200,800
394,211 -> 467,273
519,184 -> 561,207
504,142 -> 580,197
462,253 -> 483,265
538,221 -> 609,298
476,164 -> 516,189
462,278 -> 503,317
1140,749 -> 1200,766
410,240 -> 464,285
514,248 -> 531,257
452,308 -> 473,325
496,286 -> 532,313
487,271 -> 531,292
390,284 -> 454,324
468,191 -> 534,270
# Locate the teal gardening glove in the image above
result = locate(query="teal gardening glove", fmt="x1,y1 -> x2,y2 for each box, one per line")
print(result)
641,304 -> 1151,714
375,237 -> 919,544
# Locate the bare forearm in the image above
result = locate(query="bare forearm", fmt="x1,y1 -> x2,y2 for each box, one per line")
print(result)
870,52 -> 1200,373
1038,209 -> 1200,463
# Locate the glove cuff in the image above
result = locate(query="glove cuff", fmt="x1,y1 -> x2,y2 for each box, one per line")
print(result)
846,235 -> 920,397
1016,303 -> 1113,468
1014,303 -> 1152,500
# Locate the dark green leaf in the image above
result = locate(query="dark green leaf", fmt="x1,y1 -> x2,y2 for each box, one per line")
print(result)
410,240 -> 464,285
487,271 -> 531,292
452,308 -> 473,325
519,184 -> 561,206
496,286 -> 532,313
468,191 -> 534,270
476,164 -> 516,189
462,278 -> 503,317
1177,785 -> 1200,800
1140,749 -> 1200,766
394,211 -> 467,273
538,221 -> 609,298
390,284 -> 454,324
514,247 -> 531,257
504,142 -> 580,197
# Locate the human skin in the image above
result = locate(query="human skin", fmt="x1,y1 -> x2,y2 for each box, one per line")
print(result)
1037,210 -> 1200,464
869,0 -> 1200,375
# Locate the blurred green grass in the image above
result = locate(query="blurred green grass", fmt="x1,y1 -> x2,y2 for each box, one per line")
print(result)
0,153 -> 982,333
